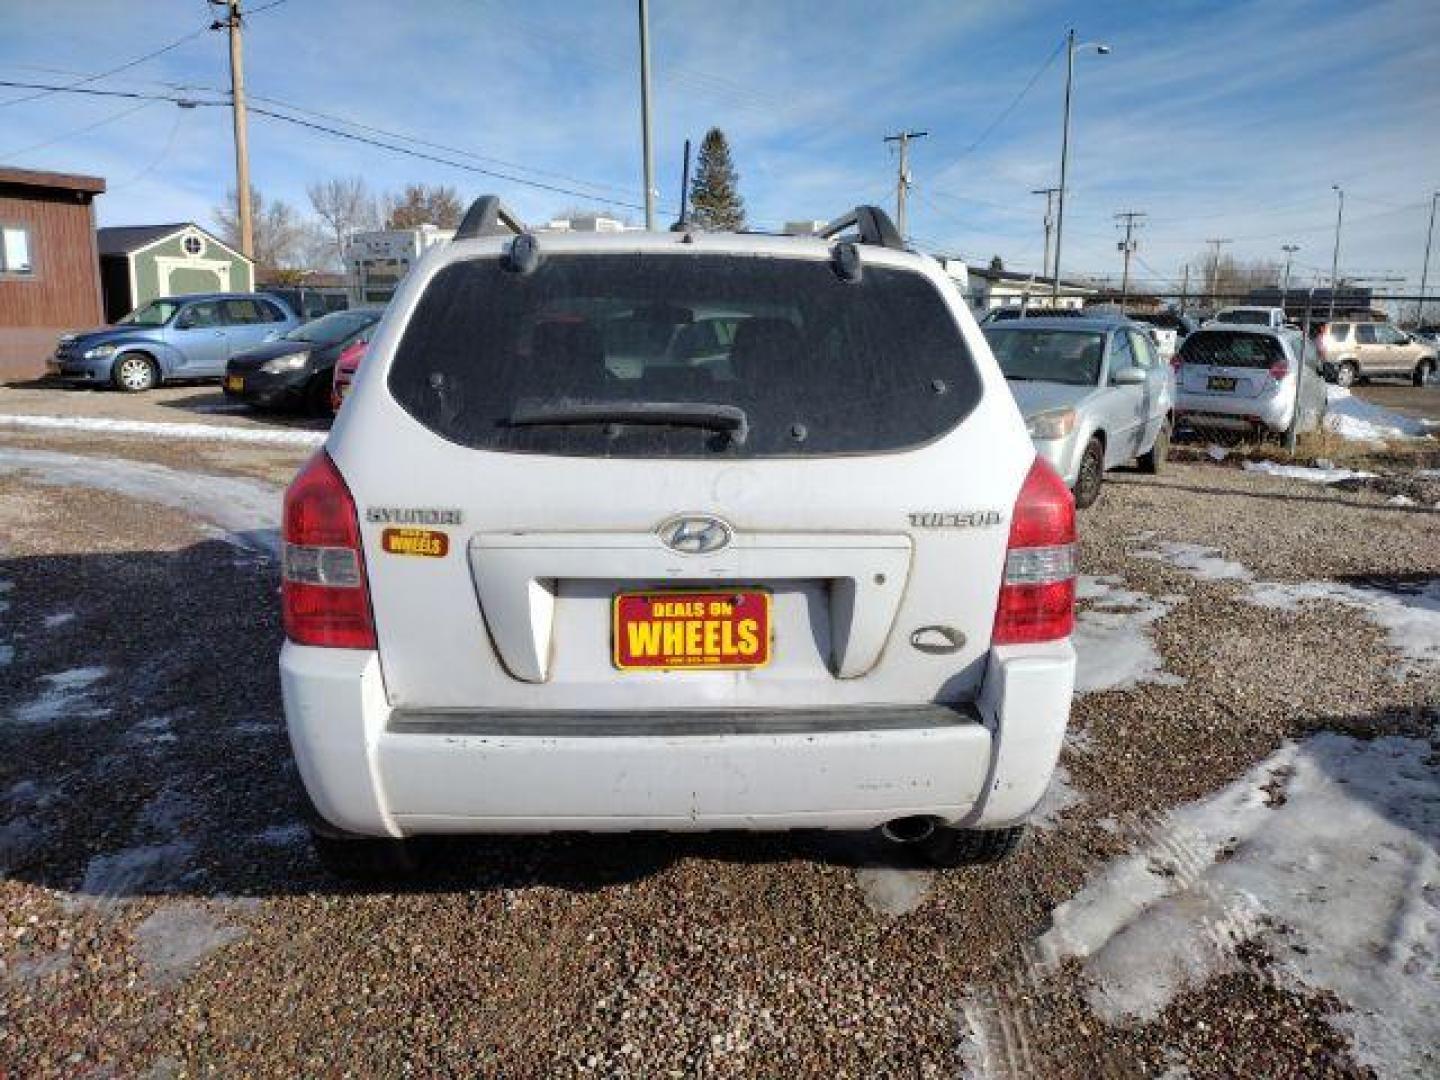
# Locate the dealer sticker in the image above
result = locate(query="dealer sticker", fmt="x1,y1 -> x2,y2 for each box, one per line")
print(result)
381,527 -> 449,558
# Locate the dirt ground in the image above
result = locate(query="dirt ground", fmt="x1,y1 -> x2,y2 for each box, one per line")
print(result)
1,382 -> 1437,1078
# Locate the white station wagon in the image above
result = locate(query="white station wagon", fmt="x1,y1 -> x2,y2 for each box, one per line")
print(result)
279,199 -> 1078,876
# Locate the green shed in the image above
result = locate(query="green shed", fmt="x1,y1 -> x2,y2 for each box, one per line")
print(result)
97,223 -> 254,323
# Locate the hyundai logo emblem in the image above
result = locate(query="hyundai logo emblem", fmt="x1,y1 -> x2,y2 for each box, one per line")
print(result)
658,515 -> 732,554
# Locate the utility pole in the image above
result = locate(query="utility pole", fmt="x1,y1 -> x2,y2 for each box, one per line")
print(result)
1418,191 -> 1438,327
1328,185 -> 1344,319
1204,238 -> 1231,305
1179,263 -> 1190,314
884,130 -> 928,240
1280,243 -> 1299,314
1031,186 -> 1059,280
638,0 -> 656,230
210,0 -> 252,258
1114,209 -> 1145,305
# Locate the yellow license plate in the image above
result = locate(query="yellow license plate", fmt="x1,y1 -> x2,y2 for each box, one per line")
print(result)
225,375 -> 244,392
613,590 -> 771,671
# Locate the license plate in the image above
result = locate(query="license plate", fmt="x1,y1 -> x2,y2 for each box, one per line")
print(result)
613,590 -> 771,671
1207,375 -> 1237,391
225,375 -> 244,393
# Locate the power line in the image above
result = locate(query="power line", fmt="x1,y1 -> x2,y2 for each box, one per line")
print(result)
929,37 -> 1065,182
0,78 -> 662,213
0,27 -> 208,109
1,99 -> 156,157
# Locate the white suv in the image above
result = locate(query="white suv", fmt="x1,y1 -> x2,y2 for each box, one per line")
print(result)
280,199 -> 1078,876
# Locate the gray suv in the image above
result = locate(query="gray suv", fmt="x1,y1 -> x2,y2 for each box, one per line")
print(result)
49,292 -> 300,392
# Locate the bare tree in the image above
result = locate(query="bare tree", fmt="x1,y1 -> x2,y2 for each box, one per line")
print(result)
215,186 -> 305,276
307,176 -> 379,270
1192,250 -> 1283,300
384,183 -> 463,230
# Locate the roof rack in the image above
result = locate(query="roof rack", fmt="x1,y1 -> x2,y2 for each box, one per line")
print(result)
454,195 -> 527,241
816,205 -> 905,251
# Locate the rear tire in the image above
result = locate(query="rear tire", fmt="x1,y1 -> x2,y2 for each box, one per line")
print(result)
309,824 -> 423,881
1414,359 -> 1435,387
1073,437 -> 1105,509
1335,360 -> 1358,388
919,825 -> 1026,868
1137,419 -> 1169,475
111,353 -> 158,393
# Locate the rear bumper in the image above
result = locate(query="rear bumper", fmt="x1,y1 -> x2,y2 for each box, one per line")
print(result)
1176,391 -> 1291,433
280,641 -> 1075,837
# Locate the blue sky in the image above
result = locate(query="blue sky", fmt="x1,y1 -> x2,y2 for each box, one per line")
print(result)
3,0 -> 1438,292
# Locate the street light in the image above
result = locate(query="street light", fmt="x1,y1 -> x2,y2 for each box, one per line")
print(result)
1280,243 -> 1299,312
1328,185 -> 1344,319
1418,191 -> 1438,328
1051,29 -> 1110,305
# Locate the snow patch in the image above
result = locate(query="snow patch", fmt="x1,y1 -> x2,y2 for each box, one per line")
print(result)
1031,763 -> 1084,831
132,905 -> 244,985
1245,577 -> 1440,671
42,611 -> 75,630
1324,386 -> 1436,441
76,842 -> 197,906
855,866 -> 932,916
1241,460 -> 1376,483
1134,541 -> 1253,583
1038,733 -> 1440,1077
0,446 -> 282,556
1073,575 -> 1183,694
9,665 -> 109,725
0,412 -> 325,447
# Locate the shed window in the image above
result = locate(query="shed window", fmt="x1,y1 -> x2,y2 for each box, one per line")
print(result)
0,226 -> 32,275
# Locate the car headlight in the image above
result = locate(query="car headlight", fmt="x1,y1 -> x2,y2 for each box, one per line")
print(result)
260,352 -> 310,374
83,343 -> 118,359
1026,408 -> 1078,439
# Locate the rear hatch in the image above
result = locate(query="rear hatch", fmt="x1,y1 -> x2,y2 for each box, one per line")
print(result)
1179,329 -> 1285,398
334,242 -> 1028,712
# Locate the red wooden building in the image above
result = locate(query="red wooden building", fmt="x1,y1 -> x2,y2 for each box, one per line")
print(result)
0,166 -> 106,381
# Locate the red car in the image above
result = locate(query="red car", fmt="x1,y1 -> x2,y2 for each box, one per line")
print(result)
331,335 -> 370,411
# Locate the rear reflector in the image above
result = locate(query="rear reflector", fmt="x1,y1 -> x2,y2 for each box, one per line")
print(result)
993,457 -> 1077,645
282,450 -> 376,649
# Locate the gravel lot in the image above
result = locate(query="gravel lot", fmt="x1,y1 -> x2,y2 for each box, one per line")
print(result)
1,386 -> 1436,1077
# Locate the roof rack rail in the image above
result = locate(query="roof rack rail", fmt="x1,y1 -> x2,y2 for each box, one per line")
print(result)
816,205 -> 905,251
454,195 -> 526,241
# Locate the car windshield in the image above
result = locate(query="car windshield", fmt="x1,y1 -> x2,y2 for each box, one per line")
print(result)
118,300 -> 181,327
984,328 -> 1105,386
283,310 -> 377,345
1217,310 -> 1273,326
1180,330 -> 1286,368
388,253 -> 982,458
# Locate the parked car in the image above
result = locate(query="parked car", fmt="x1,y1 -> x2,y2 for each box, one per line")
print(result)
330,334 -> 370,411
979,306 -> 1085,324
224,308 -> 383,414
1314,320 -> 1437,387
1208,306 -> 1288,330
280,199 -> 1079,876
264,287 -> 351,321
984,316 -> 1173,509
48,293 -> 299,392
1174,327 -> 1327,436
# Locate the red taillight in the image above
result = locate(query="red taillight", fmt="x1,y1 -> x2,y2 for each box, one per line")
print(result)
993,457 -> 1077,645
282,450 -> 376,649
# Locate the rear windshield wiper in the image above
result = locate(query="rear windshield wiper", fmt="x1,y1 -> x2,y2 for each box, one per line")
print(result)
508,399 -> 749,445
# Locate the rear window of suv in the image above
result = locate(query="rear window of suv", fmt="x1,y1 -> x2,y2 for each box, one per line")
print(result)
1179,330 -> 1286,368
388,253 -> 980,457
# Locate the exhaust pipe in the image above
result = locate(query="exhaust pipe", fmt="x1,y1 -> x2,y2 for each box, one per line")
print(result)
881,815 -> 938,844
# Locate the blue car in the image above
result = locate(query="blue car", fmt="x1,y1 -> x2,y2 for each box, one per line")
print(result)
49,292 -> 301,392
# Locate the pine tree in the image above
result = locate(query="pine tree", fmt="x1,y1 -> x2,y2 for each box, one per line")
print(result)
689,128 -> 746,231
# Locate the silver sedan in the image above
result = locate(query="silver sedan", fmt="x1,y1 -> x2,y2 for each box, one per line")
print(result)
984,317 -> 1174,508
